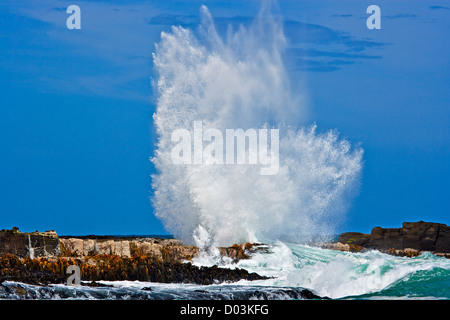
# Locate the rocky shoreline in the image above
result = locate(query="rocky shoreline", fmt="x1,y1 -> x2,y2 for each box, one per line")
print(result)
0,228 -> 327,299
0,228 -> 271,287
1,220 -> 449,294
322,221 -> 450,258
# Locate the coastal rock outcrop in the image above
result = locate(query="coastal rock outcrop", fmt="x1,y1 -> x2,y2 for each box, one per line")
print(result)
335,221 -> 450,257
0,228 -> 60,258
0,228 -> 268,286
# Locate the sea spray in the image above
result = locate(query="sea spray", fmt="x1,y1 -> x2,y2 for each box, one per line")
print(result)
151,5 -> 363,247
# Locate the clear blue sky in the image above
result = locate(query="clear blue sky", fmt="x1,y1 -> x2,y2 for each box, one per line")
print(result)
0,0 -> 448,235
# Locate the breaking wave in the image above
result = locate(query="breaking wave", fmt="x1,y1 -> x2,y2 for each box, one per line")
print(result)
151,5 -> 363,247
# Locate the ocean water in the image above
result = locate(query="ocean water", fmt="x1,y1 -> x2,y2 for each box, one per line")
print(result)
235,242 -> 450,299
1,242 -> 448,300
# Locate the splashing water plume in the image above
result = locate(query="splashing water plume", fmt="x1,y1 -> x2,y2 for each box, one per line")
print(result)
151,6 -> 363,248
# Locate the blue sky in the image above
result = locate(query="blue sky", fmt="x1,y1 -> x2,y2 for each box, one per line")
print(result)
0,0 -> 448,235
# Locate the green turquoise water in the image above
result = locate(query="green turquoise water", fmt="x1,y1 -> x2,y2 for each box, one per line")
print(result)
231,242 -> 450,299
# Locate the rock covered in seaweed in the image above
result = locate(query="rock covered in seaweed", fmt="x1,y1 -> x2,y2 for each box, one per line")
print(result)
0,253 -> 268,286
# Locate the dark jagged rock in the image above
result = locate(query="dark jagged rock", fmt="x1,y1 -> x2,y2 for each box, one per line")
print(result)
219,242 -> 270,262
336,221 -> 450,256
141,287 -> 152,291
370,227 -> 403,250
229,288 -> 328,300
83,281 -> 114,287
402,221 -> 450,252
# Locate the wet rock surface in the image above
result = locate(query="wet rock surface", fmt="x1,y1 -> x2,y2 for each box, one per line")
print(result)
0,252 -> 268,287
0,280 -> 326,300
